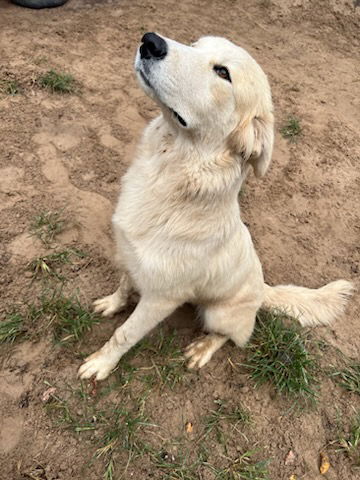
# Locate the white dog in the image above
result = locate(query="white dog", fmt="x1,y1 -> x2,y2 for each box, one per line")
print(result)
79,33 -> 353,380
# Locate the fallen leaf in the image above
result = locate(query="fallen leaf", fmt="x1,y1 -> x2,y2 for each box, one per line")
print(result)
41,387 -> 56,403
285,449 -> 296,465
185,421 -> 193,433
319,451 -> 330,475
289,475 -> 297,480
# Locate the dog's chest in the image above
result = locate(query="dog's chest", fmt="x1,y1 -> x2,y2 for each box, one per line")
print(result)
113,156 -> 239,245
113,165 -> 199,239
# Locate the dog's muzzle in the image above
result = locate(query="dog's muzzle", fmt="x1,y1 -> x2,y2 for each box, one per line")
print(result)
138,32 -> 188,128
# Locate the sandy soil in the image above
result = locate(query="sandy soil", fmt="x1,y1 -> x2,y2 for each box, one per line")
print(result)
0,0 -> 359,479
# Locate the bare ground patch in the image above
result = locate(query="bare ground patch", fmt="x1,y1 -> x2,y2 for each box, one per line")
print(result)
0,1 -> 359,479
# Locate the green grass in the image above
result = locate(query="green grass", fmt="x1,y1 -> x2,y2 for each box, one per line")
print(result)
151,447 -> 270,480
121,329 -> 189,390
0,313 -> 25,343
6,289 -> 99,344
245,310 -> 318,402
0,78 -> 20,95
41,325 -> 261,480
45,394 -> 98,432
44,378 -> 156,479
96,408 -> 151,456
96,330 -> 190,401
280,116 -> 302,142
338,410 -> 360,466
96,406 -> 155,480
332,364 -> 360,395
203,399 -> 251,445
33,289 -> 100,344
38,69 -> 76,93
30,210 -> 66,245
151,360 -> 186,389
43,381 -> 105,433
206,451 -> 270,480
151,330 -> 189,388
103,457 -> 115,480
151,446 -> 210,480
28,249 -> 86,279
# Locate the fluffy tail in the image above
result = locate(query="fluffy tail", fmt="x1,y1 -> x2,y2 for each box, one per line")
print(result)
263,280 -> 354,327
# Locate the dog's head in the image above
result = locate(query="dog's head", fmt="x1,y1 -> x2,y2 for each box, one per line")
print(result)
135,33 -> 274,177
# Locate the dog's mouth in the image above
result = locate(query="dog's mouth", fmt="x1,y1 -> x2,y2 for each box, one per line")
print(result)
170,109 -> 187,127
139,69 -> 152,89
139,70 -> 187,128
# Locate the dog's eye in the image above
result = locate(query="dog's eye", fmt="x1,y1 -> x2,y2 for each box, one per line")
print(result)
214,65 -> 231,83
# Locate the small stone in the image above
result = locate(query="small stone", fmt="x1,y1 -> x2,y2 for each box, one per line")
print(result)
41,387 -> 57,403
285,449 -> 296,465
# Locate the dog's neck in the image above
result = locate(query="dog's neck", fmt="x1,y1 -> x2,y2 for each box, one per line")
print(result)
136,114 -> 248,202
150,114 -> 244,166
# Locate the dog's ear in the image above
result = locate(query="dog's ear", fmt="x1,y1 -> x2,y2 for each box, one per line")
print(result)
229,111 -> 274,178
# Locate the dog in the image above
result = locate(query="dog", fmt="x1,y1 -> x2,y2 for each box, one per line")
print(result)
78,33 -> 354,380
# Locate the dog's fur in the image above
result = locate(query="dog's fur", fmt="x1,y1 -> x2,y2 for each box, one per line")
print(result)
79,34 -> 353,380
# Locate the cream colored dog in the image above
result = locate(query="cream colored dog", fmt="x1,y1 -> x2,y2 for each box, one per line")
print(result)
79,33 -> 353,380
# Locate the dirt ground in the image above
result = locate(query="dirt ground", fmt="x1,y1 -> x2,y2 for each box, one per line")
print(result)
0,0 -> 359,479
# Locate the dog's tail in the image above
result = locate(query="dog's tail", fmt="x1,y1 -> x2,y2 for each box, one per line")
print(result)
262,280 -> 354,327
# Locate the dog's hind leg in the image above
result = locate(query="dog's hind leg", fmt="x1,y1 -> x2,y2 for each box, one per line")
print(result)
185,299 -> 258,369
93,271 -> 132,317
78,296 -> 180,380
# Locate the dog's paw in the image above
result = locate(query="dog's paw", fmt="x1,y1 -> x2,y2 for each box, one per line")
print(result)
78,350 -> 118,380
184,337 -> 215,369
93,293 -> 126,317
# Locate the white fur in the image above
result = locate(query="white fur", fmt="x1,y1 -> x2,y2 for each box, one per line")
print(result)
263,280 -> 355,327
78,35 -> 353,380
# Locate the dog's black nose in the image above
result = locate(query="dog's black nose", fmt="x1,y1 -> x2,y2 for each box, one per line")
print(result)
140,32 -> 167,60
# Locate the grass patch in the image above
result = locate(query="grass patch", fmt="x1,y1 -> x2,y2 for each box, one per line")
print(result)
30,209 -> 66,245
338,410 -> 360,466
96,408 -> 151,457
44,380 -> 106,432
96,406 -> 155,479
206,450 -> 270,480
43,381 -> 155,478
203,399 -> 251,445
150,332 -> 187,389
332,364 -> 360,395
97,330 -> 190,401
33,289 -> 100,344
28,248 -> 86,279
245,310 -> 318,402
280,116 -> 302,142
38,69 -> 76,93
0,313 -> 25,343
151,447 -> 209,480
0,78 -> 20,95
8,289 -> 99,344
45,392 -> 100,432
123,329 -> 189,390
151,448 -> 270,480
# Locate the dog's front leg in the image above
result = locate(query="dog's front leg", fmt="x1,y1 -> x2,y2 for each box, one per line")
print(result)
78,297 -> 180,380
93,271 -> 132,317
